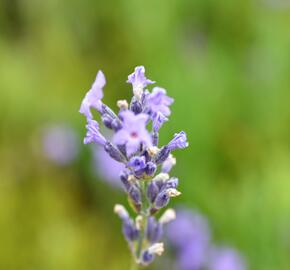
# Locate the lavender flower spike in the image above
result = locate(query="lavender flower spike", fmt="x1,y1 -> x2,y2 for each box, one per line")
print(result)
80,66 -> 188,268
127,66 -> 155,100
113,110 -> 152,156
167,131 -> 189,151
84,120 -> 106,145
79,70 -> 106,119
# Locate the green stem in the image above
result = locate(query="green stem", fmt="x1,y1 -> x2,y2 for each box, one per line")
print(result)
130,259 -> 139,270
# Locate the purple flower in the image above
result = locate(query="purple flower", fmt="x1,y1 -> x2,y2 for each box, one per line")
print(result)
127,66 -> 155,99
152,112 -> 168,132
92,145 -> 125,188
167,131 -> 189,151
42,124 -> 80,165
167,209 -> 211,250
208,247 -> 247,270
167,209 -> 211,270
113,110 -> 152,156
79,70 -> 106,119
128,156 -> 147,171
84,120 -> 107,146
147,87 -> 174,117
176,241 -> 209,270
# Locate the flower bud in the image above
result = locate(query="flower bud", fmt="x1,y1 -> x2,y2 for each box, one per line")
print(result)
159,208 -> 176,224
119,169 -> 131,191
128,185 -> 142,205
141,243 -> 164,266
146,217 -> 163,243
155,190 -> 170,209
111,118 -> 122,131
155,146 -> 171,164
165,177 -> 179,189
101,114 -> 113,129
117,99 -> 128,110
114,204 -> 129,220
148,242 -> 164,256
122,218 -> 139,242
104,142 -> 126,162
153,173 -> 169,182
147,181 -> 159,203
145,162 -> 157,176
130,98 -> 143,114
161,154 -> 176,173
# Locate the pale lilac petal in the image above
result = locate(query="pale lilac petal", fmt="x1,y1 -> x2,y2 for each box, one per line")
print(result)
84,120 -> 106,145
126,139 -> 141,156
147,87 -> 174,117
79,70 -> 106,119
92,70 -> 106,97
127,66 -> 155,87
167,131 -> 189,151
113,129 -> 129,145
153,112 -> 168,132
127,66 -> 155,99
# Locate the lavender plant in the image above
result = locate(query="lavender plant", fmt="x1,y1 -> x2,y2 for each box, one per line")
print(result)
79,66 -> 188,267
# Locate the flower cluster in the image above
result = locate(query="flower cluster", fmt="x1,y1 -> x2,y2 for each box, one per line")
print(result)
166,208 -> 247,270
79,66 -> 188,266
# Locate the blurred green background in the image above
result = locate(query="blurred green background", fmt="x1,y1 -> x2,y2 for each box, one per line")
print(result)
1,0 -> 290,269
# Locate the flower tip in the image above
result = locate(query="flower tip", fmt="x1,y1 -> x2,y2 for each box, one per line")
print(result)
117,99 -> 129,110
159,208 -> 176,224
114,204 -> 129,219
166,188 -> 181,197
95,70 -> 106,87
135,215 -> 143,230
148,243 -> 164,256
147,146 -> 159,156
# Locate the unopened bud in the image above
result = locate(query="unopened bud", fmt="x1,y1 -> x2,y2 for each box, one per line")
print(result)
117,100 -> 129,110
161,154 -> 176,173
114,204 -> 129,220
135,215 -> 143,230
148,146 -> 159,156
159,208 -> 176,224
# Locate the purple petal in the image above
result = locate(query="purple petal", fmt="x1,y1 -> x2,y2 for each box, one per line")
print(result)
127,66 -> 155,87
79,70 -> 106,119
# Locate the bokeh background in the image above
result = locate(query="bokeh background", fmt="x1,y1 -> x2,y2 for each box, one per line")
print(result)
1,0 -> 290,269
